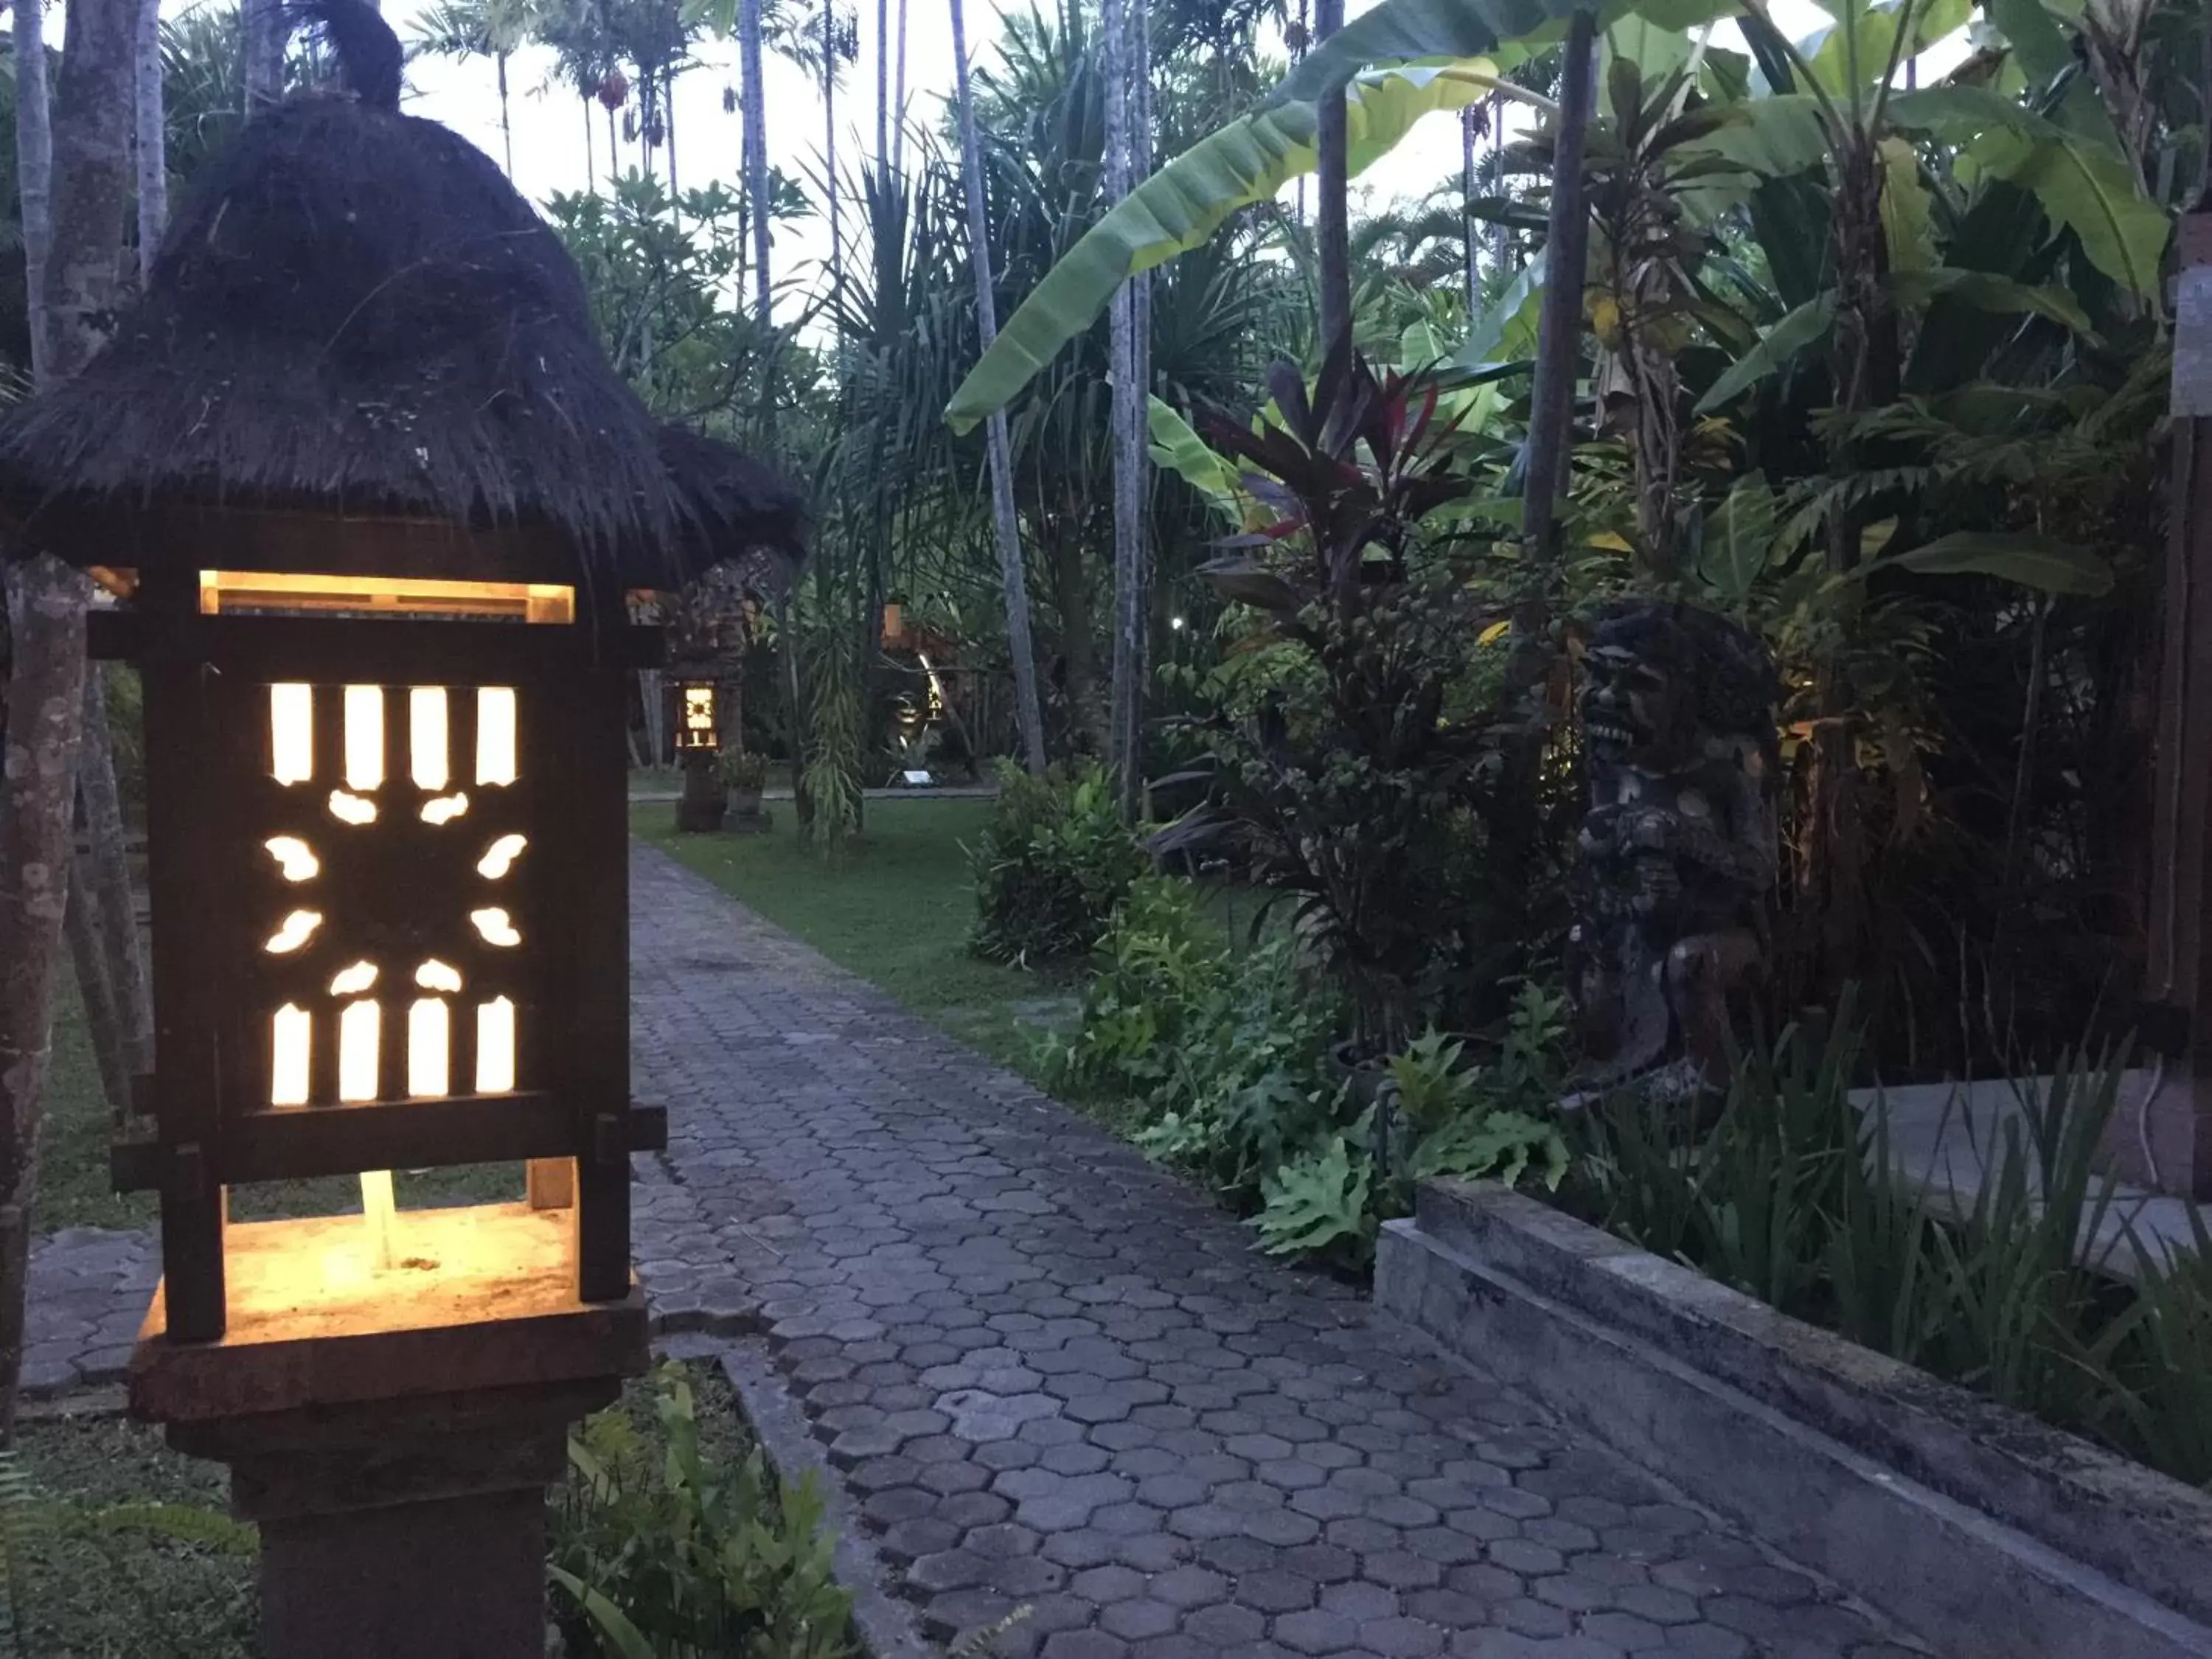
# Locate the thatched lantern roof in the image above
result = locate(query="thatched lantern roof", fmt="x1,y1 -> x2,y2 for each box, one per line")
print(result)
0,5 -> 803,596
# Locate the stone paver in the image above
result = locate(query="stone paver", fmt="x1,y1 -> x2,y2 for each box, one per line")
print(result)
22,849 -> 1919,1658
625,849 -> 1913,1658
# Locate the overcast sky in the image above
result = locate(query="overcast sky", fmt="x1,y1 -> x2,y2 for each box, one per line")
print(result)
35,1 -> 1964,328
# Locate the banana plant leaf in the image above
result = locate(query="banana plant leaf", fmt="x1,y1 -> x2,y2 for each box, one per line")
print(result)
1889,86 -> 2169,298
1693,292 -> 1836,412
1148,394 -> 1249,525
1884,530 -> 2112,597
1270,0 -> 1735,106
947,60 -> 1508,431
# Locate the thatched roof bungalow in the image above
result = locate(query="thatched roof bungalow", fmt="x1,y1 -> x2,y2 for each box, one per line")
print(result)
0,1 -> 802,600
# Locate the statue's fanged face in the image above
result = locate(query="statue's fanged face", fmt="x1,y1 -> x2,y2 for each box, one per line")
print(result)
1580,641 -> 1686,768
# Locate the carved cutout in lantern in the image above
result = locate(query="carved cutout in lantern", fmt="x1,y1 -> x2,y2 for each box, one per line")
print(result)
93,527 -> 671,1343
674,676 -> 720,753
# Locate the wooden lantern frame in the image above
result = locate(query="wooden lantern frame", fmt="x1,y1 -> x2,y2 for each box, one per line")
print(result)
88,506 -> 667,1342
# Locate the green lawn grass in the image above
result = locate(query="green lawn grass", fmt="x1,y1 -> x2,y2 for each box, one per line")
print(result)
633,798 -> 1077,1079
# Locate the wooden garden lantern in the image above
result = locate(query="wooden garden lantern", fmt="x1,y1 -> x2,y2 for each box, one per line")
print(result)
96,538 -> 659,1343
0,17 -> 801,1655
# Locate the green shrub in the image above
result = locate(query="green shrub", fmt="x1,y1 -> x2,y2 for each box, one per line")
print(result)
969,761 -> 1147,965
549,1364 -> 855,1659
1050,880 -> 1570,1265
1565,1015 -> 2212,1487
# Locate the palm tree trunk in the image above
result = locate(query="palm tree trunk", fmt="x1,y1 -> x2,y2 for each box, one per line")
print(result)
950,0 -> 1046,773
824,0 -> 842,308
1518,7 -> 1596,568
665,66 -> 679,195
606,96 -> 619,178
498,51 -> 513,175
1,0 -> 136,1442
1313,0 -> 1349,355
874,0 -> 888,165
891,0 -> 908,178
133,0 -> 163,279
1105,0 -> 1150,815
583,94 -> 594,191
1461,104 -> 1478,314
740,0 -> 773,439
15,0 -> 51,386
0,560 -> 86,1441
1489,88 -> 1509,274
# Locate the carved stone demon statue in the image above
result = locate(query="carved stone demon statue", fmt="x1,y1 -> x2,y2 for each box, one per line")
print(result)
1565,602 -> 1780,1104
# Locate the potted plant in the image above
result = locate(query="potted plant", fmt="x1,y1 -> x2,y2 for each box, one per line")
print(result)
717,747 -> 770,832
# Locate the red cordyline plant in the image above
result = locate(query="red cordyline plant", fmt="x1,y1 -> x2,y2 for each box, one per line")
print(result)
1157,347 -> 1519,1056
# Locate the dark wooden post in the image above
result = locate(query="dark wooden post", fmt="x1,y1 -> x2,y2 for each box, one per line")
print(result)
2138,210 -> 2212,1196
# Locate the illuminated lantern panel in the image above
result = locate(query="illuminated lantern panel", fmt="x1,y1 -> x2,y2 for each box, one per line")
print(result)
675,680 -> 718,752
259,682 -> 526,1107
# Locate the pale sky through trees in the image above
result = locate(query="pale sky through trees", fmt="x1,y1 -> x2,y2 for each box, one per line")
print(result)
31,1 -> 1966,330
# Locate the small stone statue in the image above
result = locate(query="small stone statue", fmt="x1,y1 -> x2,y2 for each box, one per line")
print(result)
1565,602 -> 1780,1105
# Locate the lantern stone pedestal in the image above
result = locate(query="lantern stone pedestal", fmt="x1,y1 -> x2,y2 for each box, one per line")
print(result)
675,750 -> 726,832
129,1202 -> 648,1659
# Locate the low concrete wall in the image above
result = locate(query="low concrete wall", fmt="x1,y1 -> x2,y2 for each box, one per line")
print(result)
1377,1180 -> 2212,1659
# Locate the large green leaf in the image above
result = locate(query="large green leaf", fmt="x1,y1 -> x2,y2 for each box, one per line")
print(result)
1699,470 -> 1778,604
1270,0 -> 1737,104
1147,395 -> 1246,524
1984,0 -> 2074,84
1887,265 -> 2098,335
1801,0 -> 1975,119
1877,135 -> 1933,271
1889,86 -> 2169,297
1888,531 -> 2112,596
1693,293 -> 1836,413
1447,251 -> 1548,370
947,62 -> 1498,431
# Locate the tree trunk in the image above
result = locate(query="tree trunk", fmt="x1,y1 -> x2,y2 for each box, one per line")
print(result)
497,52 -> 512,176
582,94 -> 594,191
1313,0 -> 1349,355
1518,7 -> 1596,569
133,0 -> 162,282
606,97 -> 618,178
950,0 -> 1046,773
875,0 -> 888,167
1461,103 -> 1478,315
0,558 -> 88,1444
1105,0 -> 1151,815
824,0 -> 841,309
15,0 -> 52,386
664,65 -> 678,195
243,0 -> 285,113
740,0 -> 773,441
0,0 -> 141,1440
891,0 -> 909,178
1490,88 -> 1509,275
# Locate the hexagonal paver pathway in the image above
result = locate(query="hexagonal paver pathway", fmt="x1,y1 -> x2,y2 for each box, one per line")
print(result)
629,848 -> 1921,1659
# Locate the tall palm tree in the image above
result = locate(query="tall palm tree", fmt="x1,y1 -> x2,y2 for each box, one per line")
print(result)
950,0 -> 1046,772
411,0 -> 538,176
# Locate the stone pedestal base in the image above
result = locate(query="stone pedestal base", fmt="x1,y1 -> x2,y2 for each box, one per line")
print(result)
130,1204 -> 649,1659
675,754 -> 726,832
